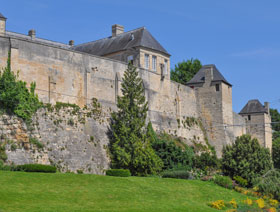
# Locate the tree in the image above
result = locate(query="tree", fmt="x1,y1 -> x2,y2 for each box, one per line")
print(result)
147,122 -> 194,171
222,134 -> 272,185
273,137 -> 280,169
170,58 -> 202,85
0,52 -> 41,123
270,108 -> 280,140
109,63 -> 163,176
269,108 -> 280,168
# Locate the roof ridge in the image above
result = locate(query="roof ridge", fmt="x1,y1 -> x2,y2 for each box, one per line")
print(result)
74,26 -> 146,48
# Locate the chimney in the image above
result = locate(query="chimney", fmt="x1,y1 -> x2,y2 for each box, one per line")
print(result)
69,40 -> 74,46
204,65 -> 214,83
264,102 -> 270,114
28,29 -> 36,40
0,13 -> 7,36
112,24 -> 124,37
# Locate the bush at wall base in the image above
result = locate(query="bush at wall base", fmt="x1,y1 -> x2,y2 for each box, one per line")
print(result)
15,164 -> 57,173
106,169 -> 131,177
161,169 -> 190,179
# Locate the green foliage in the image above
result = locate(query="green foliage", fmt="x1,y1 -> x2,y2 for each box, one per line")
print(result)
253,169 -> 280,200
222,134 -> 272,185
29,137 -> 44,149
15,164 -> 56,173
0,144 -> 7,162
170,58 -> 202,85
161,169 -> 190,179
272,137 -> 280,169
109,63 -> 163,176
106,169 -> 131,177
193,152 -> 221,173
270,108 -> 280,139
213,175 -> 233,189
233,176 -> 248,187
147,122 -> 194,171
0,52 -> 42,122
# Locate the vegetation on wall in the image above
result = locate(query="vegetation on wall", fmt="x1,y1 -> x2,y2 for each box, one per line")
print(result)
109,63 -> 163,176
0,52 -> 41,123
222,134 -> 272,185
170,58 -> 202,85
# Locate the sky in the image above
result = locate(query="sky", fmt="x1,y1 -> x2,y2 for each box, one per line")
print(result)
1,0 -> 280,112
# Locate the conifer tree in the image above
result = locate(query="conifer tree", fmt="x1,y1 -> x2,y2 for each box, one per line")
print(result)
109,63 -> 163,176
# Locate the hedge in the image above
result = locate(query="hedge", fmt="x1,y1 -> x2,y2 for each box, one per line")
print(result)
106,169 -> 131,177
15,164 -> 56,173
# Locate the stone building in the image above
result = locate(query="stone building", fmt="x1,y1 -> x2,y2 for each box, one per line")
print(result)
0,13 -> 272,160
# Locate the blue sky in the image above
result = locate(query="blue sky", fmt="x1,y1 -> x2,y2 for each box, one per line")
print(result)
2,0 -> 280,112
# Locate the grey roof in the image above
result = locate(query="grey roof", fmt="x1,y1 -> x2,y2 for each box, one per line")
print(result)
0,13 -> 6,20
6,31 -> 70,49
239,99 -> 268,114
186,64 -> 232,86
72,27 -> 170,56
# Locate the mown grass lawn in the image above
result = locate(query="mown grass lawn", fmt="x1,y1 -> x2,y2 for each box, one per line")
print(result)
0,171 -> 249,212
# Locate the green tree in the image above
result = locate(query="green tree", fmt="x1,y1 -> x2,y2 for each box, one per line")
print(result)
170,58 -> 202,85
270,108 -> 280,140
273,137 -> 280,169
0,52 -> 41,122
109,63 -> 163,176
222,134 -> 272,185
147,122 -> 194,171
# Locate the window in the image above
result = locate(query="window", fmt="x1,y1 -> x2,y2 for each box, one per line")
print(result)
248,115 -> 251,121
164,59 -> 168,75
152,56 -> 157,71
145,54 -> 149,69
215,84 -> 220,92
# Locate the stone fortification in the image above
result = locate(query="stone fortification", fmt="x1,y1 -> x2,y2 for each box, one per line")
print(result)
0,13 -> 272,170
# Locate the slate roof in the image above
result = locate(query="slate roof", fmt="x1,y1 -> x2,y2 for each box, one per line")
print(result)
186,64 -> 232,86
5,31 -> 70,49
0,13 -> 6,19
72,27 -> 170,56
239,99 -> 268,114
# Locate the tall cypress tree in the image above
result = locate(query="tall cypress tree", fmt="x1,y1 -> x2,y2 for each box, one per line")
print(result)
109,63 -> 163,176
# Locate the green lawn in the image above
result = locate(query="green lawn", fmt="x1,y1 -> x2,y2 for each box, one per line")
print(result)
0,171 -> 248,212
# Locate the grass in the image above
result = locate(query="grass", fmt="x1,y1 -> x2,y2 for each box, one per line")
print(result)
0,171 -> 249,212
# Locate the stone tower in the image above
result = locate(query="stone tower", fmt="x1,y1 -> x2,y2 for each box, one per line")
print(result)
186,65 -> 234,157
239,100 -> 272,151
0,13 -> 7,36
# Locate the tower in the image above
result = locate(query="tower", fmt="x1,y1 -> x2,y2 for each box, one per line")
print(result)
186,65 -> 234,157
0,13 -> 7,36
239,100 -> 272,151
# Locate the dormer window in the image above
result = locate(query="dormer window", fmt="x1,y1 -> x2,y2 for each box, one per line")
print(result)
152,56 -> 157,71
145,54 -> 149,69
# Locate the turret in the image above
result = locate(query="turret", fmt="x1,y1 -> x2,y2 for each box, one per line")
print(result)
0,13 -> 7,36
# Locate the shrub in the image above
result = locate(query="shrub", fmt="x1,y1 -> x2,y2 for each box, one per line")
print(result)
233,176 -> 248,187
193,152 -> 221,173
147,123 -> 194,171
106,169 -> 131,177
0,53 -> 42,123
222,134 -> 272,186
15,164 -> 56,173
213,175 -> 233,189
253,169 -> 280,200
161,169 -> 190,179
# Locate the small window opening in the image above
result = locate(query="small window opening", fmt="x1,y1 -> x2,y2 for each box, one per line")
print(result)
248,115 -> 251,121
215,84 -> 220,92
127,55 -> 133,64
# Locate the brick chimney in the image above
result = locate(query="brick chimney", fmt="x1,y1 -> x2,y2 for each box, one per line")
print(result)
0,13 -> 7,36
112,24 -> 124,37
28,29 -> 36,40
